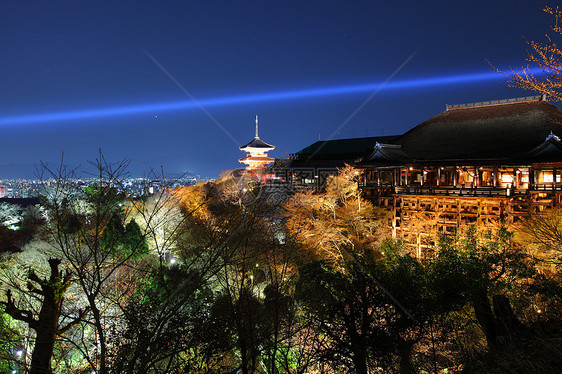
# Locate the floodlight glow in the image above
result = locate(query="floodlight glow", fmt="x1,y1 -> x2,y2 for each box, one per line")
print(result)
0,68 -> 543,126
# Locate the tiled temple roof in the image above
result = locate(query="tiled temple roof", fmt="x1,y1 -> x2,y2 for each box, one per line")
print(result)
397,96 -> 562,162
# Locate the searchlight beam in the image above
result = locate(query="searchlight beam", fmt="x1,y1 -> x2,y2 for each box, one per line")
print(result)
0,68 -> 542,126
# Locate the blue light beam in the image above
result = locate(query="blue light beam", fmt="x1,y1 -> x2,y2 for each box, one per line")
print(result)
0,68 -> 542,126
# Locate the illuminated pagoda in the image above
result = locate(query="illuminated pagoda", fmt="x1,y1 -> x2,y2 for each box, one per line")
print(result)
239,116 -> 275,171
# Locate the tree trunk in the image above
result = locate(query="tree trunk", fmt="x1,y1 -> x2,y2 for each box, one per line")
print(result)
240,338 -> 249,374
398,340 -> 415,374
3,258 -> 69,374
493,294 -> 523,343
30,325 -> 57,374
90,300 -> 108,374
472,289 -> 497,347
30,267 -> 64,374
348,328 -> 368,374
351,346 -> 368,374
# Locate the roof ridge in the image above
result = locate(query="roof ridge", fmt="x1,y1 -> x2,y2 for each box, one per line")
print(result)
446,95 -> 546,111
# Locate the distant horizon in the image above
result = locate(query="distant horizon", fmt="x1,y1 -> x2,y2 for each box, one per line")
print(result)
0,161 -> 210,180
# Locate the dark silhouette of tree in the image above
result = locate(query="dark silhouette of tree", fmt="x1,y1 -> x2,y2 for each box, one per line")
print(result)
295,248 -> 449,374
433,227 -> 534,348
108,265 -> 224,374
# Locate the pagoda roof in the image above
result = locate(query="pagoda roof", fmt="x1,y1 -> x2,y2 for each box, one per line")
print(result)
239,155 -> 275,162
240,137 -> 275,150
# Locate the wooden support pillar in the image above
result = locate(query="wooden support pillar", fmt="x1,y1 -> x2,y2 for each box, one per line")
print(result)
453,166 -> 458,187
493,165 -> 498,187
405,167 -> 409,186
437,167 -> 441,186
474,166 -> 478,188
554,169 -> 559,207
477,199 -> 482,226
535,168 -> 540,187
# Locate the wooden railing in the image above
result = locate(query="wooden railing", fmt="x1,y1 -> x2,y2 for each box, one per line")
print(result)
394,186 -> 511,197
360,184 -> 518,197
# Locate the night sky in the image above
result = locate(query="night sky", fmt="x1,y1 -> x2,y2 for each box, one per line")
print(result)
0,1 -> 555,178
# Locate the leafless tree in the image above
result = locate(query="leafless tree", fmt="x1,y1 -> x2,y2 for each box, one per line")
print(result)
503,5 -> 562,100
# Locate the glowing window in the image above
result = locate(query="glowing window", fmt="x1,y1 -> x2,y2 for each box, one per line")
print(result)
501,174 -> 513,183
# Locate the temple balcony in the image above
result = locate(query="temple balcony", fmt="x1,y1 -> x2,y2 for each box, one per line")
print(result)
360,182 -> 562,198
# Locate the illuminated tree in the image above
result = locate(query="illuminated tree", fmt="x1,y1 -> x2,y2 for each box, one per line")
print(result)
0,202 -> 22,228
515,208 -> 562,317
0,304 -> 20,373
284,165 -> 390,266
107,173 -> 286,373
174,174 -> 328,373
505,5 -> 562,100
519,207 -> 562,269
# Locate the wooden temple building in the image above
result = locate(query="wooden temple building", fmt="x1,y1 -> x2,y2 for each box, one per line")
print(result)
278,135 -> 399,189
356,95 -> 562,256
277,95 -> 562,256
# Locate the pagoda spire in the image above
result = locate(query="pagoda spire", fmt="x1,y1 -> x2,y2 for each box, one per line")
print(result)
255,115 -> 259,138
